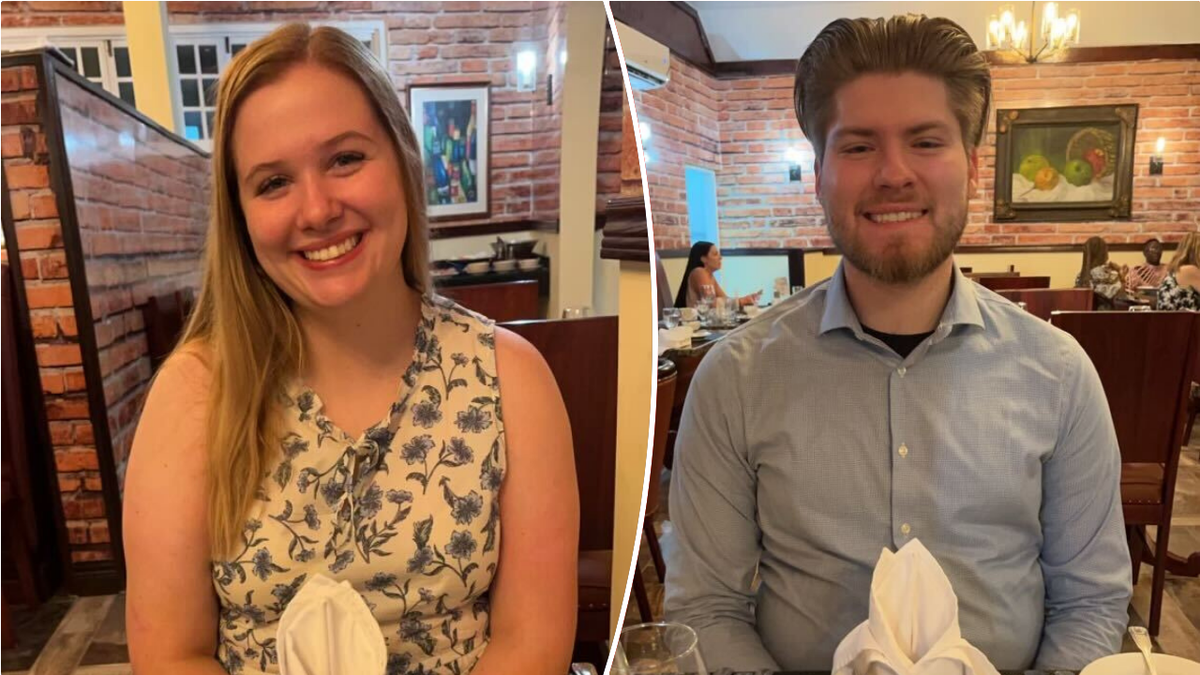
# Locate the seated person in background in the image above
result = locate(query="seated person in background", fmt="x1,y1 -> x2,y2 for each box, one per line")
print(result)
1125,238 -> 1167,291
674,240 -> 763,308
1157,232 -> 1200,311
1075,236 -> 1127,309
666,14 -> 1130,674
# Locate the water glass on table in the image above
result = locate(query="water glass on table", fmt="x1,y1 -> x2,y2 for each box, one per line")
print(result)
612,622 -> 708,675
562,306 -> 592,320
662,307 -> 682,329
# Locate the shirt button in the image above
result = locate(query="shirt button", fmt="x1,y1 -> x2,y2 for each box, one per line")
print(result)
898,443 -> 909,458
897,367 -> 907,377
901,523 -> 912,536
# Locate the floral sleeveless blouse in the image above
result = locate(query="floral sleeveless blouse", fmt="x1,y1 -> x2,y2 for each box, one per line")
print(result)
1157,271 -> 1200,311
212,296 -> 506,675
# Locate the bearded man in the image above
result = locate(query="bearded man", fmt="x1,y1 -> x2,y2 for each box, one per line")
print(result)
663,14 -> 1131,674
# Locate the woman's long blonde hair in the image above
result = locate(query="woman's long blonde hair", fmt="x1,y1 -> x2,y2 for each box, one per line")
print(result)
176,23 -> 431,557
1168,232 -> 1200,273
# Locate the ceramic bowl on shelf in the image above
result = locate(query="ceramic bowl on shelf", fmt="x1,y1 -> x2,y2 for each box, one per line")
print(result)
464,261 -> 491,274
492,259 -> 518,272
518,258 -> 541,271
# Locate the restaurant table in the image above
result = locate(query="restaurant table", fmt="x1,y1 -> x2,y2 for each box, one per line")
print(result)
660,315 -> 751,359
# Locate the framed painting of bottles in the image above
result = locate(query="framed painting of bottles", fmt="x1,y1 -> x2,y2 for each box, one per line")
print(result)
410,83 -> 490,220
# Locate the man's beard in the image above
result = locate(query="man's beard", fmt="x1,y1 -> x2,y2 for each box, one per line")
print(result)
827,200 -> 968,285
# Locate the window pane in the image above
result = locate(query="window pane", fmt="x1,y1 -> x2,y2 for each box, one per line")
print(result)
231,43 -> 247,57
59,47 -> 78,68
184,111 -> 203,141
199,45 -> 218,74
114,46 -> 131,77
177,45 -> 196,74
203,78 -> 218,107
81,47 -> 101,78
118,82 -> 136,106
206,111 -> 215,139
181,79 -> 200,107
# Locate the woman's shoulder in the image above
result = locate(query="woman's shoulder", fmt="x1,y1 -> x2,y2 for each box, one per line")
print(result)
1176,264 -> 1200,288
428,293 -> 497,331
135,342 -> 213,447
689,266 -> 713,283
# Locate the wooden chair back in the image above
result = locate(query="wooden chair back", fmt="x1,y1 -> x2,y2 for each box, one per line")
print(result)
502,316 -> 618,551
998,288 -> 1094,320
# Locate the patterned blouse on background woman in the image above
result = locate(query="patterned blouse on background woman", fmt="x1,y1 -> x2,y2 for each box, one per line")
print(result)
1157,272 -> 1200,311
212,296 -> 505,675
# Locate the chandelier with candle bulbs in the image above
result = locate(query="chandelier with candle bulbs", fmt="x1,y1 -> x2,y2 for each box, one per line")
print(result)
986,2 -> 1081,63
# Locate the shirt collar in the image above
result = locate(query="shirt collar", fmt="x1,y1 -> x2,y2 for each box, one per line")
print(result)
818,260 -> 986,337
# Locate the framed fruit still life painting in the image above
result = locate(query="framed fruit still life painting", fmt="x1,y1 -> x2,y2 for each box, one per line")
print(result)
993,104 -> 1138,222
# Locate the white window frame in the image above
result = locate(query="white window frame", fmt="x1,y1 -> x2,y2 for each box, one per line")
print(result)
2,21 -> 387,150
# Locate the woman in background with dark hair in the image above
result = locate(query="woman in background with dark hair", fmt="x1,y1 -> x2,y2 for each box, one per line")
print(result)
674,241 -> 762,308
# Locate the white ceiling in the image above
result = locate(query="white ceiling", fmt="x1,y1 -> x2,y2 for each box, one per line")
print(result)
686,1 -> 1200,62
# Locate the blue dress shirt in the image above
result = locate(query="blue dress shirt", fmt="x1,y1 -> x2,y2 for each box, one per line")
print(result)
665,262 -> 1132,672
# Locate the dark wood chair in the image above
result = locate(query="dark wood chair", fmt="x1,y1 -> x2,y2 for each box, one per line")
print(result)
1050,311 -> 1200,635
997,288 -> 1094,321
142,288 -> 195,373
631,358 -> 677,622
438,280 -> 540,322
978,275 -> 1051,291
502,316 -> 619,645
663,345 -> 714,470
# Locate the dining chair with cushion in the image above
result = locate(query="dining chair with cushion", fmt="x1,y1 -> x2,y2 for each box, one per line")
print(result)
1050,310 -> 1200,635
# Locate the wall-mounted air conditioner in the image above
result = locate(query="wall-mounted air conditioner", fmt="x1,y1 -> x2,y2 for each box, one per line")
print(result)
614,21 -> 670,90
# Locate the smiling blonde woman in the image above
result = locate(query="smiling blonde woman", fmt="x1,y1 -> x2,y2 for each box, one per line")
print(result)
122,24 -> 577,675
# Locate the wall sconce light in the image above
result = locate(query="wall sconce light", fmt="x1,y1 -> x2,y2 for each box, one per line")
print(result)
1149,136 -> 1165,175
515,47 -> 537,92
785,147 -> 803,182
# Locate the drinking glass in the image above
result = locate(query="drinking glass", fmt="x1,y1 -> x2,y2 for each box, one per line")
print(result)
662,308 -> 682,329
562,306 -> 592,319
700,284 -> 716,302
612,622 -> 707,675
1128,304 -> 1153,312
695,299 -> 712,326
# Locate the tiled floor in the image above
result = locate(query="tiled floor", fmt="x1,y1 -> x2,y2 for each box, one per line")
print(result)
627,429 -> 1200,661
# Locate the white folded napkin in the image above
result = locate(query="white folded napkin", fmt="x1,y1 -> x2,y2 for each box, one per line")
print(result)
657,327 -> 693,354
276,574 -> 388,675
832,539 -> 1000,675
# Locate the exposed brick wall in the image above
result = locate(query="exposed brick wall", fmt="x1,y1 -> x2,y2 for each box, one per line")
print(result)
55,72 -> 208,495
632,57 -> 725,250
638,55 -> 1200,251
3,59 -> 107,564
2,56 -> 208,566
2,1 -> 581,226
